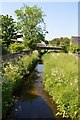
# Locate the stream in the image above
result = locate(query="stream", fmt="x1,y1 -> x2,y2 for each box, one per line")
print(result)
10,62 -> 58,120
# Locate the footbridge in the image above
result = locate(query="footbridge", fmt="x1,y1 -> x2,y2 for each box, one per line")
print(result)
36,46 -> 63,51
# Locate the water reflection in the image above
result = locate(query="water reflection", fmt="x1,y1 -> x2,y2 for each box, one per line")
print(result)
11,63 -> 56,119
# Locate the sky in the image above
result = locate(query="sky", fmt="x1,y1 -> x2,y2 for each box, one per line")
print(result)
0,2 -> 78,40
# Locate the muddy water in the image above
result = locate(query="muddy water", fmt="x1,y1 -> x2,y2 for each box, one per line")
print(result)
10,63 -> 58,120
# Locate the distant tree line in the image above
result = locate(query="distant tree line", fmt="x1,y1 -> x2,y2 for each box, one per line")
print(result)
49,37 -> 70,47
49,37 -> 70,53
49,37 -> 80,53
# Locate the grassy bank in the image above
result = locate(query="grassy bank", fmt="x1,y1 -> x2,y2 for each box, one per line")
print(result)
2,50 -> 39,119
42,52 -> 79,119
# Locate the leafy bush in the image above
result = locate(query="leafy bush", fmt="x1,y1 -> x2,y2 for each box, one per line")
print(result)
42,53 -> 79,119
69,44 -> 80,53
62,45 -> 69,53
8,42 -> 27,53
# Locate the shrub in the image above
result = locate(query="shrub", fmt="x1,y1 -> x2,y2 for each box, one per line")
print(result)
62,45 -> 69,53
69,44 -> 80,53
8,42 -> 26,53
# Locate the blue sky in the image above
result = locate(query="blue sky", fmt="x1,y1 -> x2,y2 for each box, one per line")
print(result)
0,2 -> 78,40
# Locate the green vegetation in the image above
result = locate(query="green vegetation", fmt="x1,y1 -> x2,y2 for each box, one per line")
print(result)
49,37 -> 80,54
42,53 -> 79,119
1,5 -> 48,54
49,37 -> 70,53
8,42 -> 28,53
15,4 -> 47,49
49,37 -> 70,47
1,3 -> 80,119
2,51 -> 38,118
1,15 -> 17,47
69,44 -> 80,54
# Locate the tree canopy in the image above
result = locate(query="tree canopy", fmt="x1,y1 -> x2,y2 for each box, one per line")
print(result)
49,37 -> 70,47
1,14 -> 17,47
15,4 -> 47,49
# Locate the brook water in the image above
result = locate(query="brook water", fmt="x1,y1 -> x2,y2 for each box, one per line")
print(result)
10,61 -> 70,120
10,61 -> 58,120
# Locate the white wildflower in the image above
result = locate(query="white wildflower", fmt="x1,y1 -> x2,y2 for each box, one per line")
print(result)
75,79 -> 78,83
15,109 -> 18,111
70,83 -> 73,85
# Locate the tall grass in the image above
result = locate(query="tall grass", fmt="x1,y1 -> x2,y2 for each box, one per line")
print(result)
42,52 -> 79,119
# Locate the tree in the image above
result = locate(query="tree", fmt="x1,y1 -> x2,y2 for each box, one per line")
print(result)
49,38 -> 60,46
15,4 -> 46,49
49,37 -> 70,47
1,14 -> 17,47
59,37 -> 70,46
45,40 -> 49,45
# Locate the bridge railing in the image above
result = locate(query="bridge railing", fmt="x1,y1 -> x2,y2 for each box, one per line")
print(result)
36,46 -> 63,50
